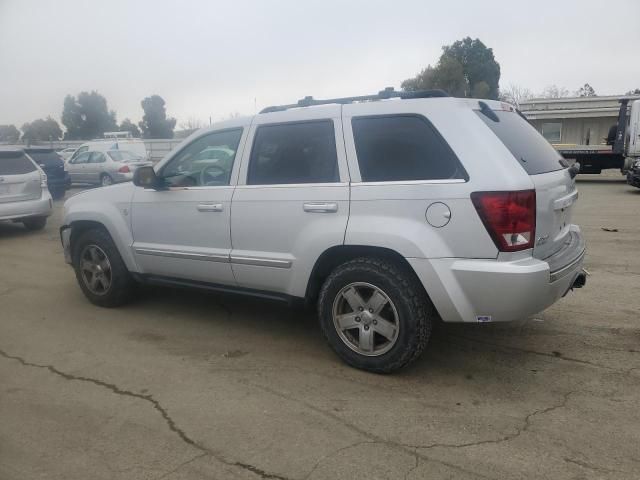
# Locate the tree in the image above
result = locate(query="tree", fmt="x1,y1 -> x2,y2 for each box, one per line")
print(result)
139,95 -> 176,139
119,118 -> 141,137
577,83 -> 597,97
61,91 -> 118,140
499,84 -> 534,109
0,124 -> 20,143
539,85 -> 570,99
402,37 -> 500,99
21,117 -> 62,143
626,88 -> 640,95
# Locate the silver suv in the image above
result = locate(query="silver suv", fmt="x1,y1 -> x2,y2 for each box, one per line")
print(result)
60,89 -> 586,372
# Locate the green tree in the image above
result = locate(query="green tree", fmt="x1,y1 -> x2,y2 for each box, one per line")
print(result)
402,37 -> 500,99
21,117 -> 62,143
577,83 -> 597,97
0,124 -> 20,143
139,95 -> 176,139
119,118 -> 141,137
62,91 -> 117,140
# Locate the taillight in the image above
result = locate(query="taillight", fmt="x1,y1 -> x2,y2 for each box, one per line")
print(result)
40,172 -> 48,187
118,165 -> 130,173
471,190 -> 536,252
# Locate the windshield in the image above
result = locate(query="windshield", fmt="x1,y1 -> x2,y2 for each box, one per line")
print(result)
107,150 -> 143,162
476,109 -> 565,175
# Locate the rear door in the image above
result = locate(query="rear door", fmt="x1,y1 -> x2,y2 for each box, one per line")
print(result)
0,152 -> 41,204
87,151 -> 107,184
230,106 -> 350,296
476,107 -> 576,259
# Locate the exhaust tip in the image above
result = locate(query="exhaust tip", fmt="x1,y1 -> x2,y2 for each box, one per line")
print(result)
572,271 -> 587,289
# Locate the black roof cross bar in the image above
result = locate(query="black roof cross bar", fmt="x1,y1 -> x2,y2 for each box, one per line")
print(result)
259,87 -> 449,114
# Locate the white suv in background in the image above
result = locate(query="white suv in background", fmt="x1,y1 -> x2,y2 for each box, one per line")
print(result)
60,89 -> 586,372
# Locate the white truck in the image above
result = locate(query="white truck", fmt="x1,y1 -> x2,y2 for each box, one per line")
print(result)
553,98 -> 640,174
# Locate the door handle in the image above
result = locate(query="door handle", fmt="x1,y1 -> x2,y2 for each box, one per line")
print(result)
303,202 -> 338,213
197,203 -> 223,212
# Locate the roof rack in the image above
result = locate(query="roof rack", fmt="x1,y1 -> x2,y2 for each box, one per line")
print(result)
259,87 -> 449,114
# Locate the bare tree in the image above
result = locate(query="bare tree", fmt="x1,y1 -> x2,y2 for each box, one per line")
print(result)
539,85 -> 570,99
180,116 -> 204,132
499,83 -> 534,108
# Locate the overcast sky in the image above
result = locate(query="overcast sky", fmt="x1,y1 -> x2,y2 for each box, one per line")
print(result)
1,0 -> 639,129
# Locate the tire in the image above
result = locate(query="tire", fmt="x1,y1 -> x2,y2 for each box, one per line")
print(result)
72,227 -> 135,307
318,257 -> 434,373
22,216 -> 47,231
100,174 -> 114,187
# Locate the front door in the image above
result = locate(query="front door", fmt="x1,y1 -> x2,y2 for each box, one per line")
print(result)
67,151 -> 91,183
230,106 -> 350,296
130,126 -> 248,285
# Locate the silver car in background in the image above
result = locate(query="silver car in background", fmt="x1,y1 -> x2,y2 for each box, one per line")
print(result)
0,148 -> 52,230
66,150 -> 153,186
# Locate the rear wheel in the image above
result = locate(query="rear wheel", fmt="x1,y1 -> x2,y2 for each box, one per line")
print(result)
22,216 -> 47,231
318,257 -> 433,373
100,174 -> 113,187
72,228 -> 135,307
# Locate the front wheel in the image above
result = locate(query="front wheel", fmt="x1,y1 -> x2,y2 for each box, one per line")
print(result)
72,228 -> 135,307
318,257 -> 433,373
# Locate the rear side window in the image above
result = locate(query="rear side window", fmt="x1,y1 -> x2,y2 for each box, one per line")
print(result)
351,115 -> 466,182
476,109 -> 564,175
248,120 -> 339,185
0,152 -> 37,175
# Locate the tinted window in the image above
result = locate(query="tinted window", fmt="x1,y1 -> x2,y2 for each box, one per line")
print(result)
162,129 -> 242,187
25,150 -> 62,166
248,121 -> 338,185
0,152 -> 37,175
352,115 -> 465,182
476,110 -> 564,175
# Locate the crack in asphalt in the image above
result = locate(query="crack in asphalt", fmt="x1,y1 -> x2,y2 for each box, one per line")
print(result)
0,348 -> 293,480
242,380 -> 494,480
403,390 -> 576,451
444,333 -> 620,372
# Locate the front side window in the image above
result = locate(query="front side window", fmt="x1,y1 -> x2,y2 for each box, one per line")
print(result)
72,152 -> 91,164
352,115 -> 466,182
161,129 -> 243,187
247,121 -> 339,185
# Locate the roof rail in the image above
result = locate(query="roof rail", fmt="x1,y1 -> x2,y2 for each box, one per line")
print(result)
259,87 -> 449,114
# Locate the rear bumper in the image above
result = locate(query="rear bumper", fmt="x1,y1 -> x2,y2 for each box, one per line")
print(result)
409,225 -> 586,323
0,189 -> 52,221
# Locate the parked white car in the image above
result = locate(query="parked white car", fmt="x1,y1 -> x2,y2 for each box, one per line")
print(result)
66,150 -> 153,186
1,148 -> 52,230
60,89 -> 586,372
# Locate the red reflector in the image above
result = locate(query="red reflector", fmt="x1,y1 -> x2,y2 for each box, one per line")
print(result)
471,190 -> 536,252
118,165 -> 130,173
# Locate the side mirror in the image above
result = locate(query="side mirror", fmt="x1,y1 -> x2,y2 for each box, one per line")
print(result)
133,166 -> 163,189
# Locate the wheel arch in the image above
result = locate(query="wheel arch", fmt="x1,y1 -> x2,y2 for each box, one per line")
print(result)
305,245 -> 429,304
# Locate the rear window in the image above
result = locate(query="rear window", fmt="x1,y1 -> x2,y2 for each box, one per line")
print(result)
25,150 -> 62,166
476,109 -> 564,175
352,115 -> 467,182
0,152 -> 37,175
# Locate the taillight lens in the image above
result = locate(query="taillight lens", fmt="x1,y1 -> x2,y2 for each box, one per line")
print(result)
40,172 -> 48,187
471,190 -> 536,252
118,165 -> 130,173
